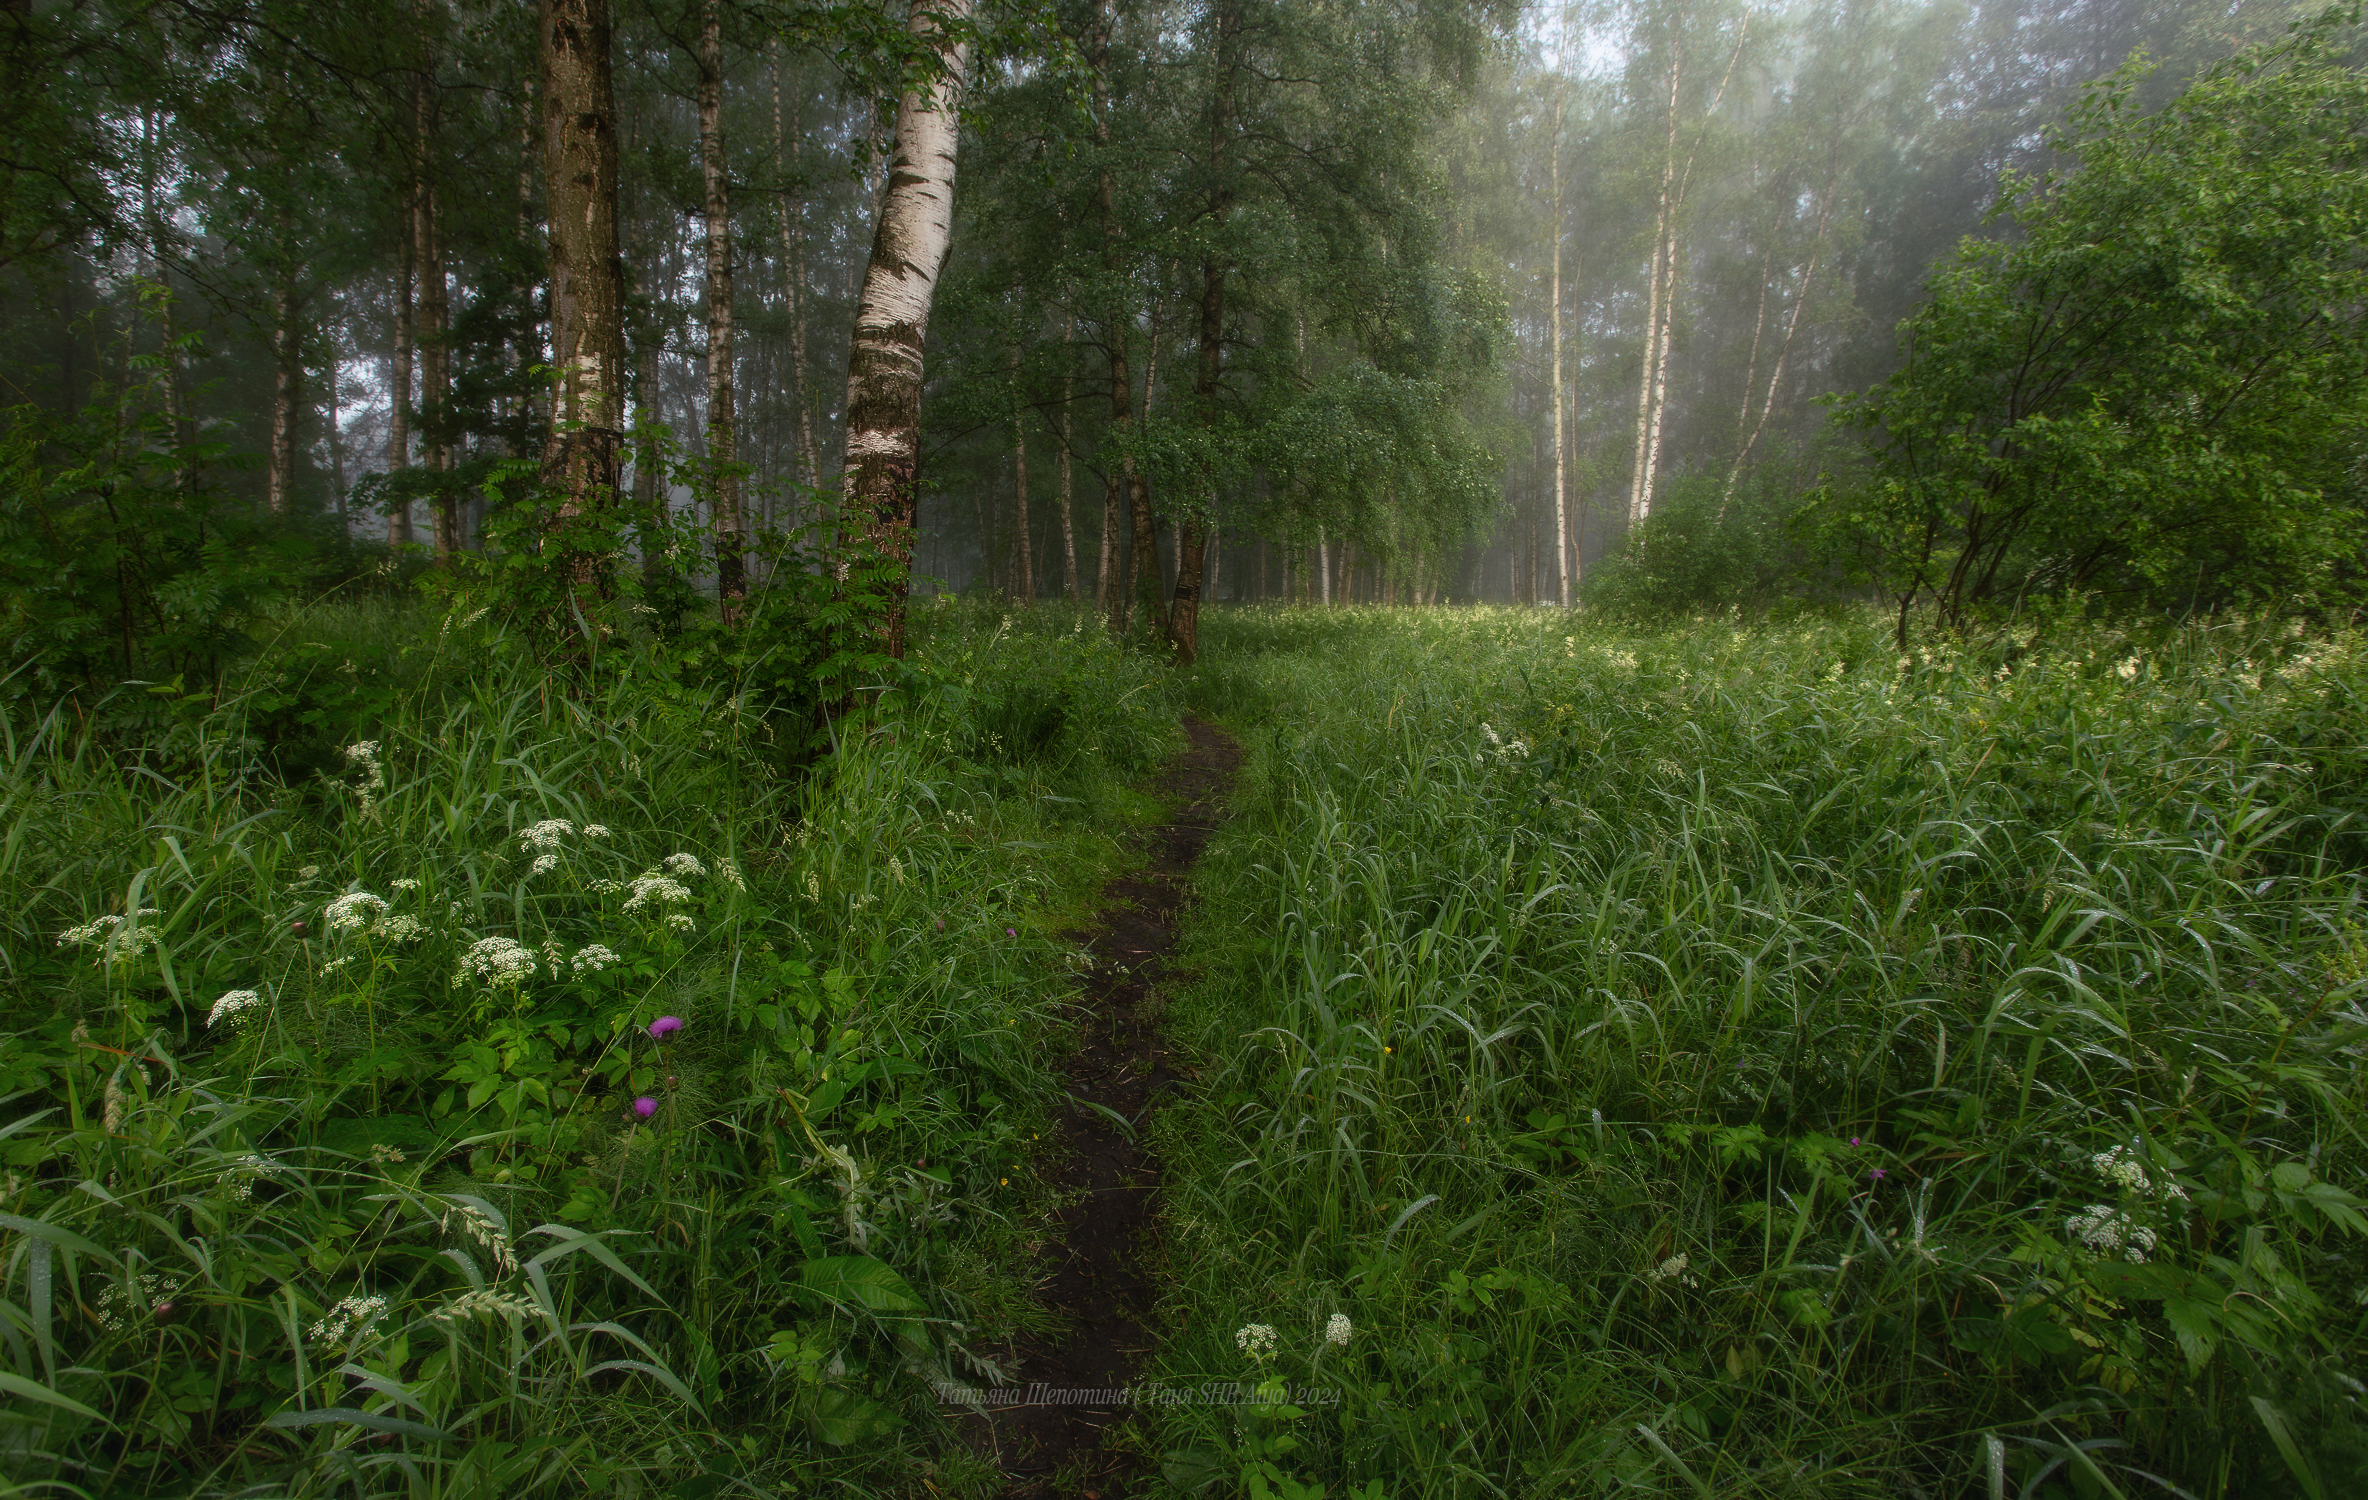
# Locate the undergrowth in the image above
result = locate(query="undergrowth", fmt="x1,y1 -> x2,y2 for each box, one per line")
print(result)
1157,605 -> 2368,1499
0,594 -> 1178,1497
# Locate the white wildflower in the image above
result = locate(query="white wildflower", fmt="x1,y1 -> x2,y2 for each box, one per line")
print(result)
666,913 -> 697,933
381,914 -> 427,943
57,910 -> 164,965
589,878 -> 623,895
571,944 -> 621,974
325,892 -> 391,935
1235,1323 -> 1277,1359
94,1274 -> 174,1333
663,852 -> 707,878
208,989 -> 264,1028
519,819 -> 575,853
2067,1204 -> 2157,1261
390,878 -> 422,892
307,1293 -> 389,1346
717,858 -> 745,891
298,865 -> 322,880
530,853 -> 559,876
2091,1145 -> 2187,1203
1648,1253 -> 1693,1285
318,955 -> 355,976
624,873 -> 693,913
583,824 -> 611,839
368,1143 -> 406,1165
1324,1313 -> 1353,1347
456,937 -> 540,988
887,856 -> 904,887
803,870 -> 821,902
2115,655 -> 2142,682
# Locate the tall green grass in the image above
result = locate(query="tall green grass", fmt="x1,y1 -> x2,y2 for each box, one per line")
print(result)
0,595 -> 1179,1497
1157,606 -> 2368,1498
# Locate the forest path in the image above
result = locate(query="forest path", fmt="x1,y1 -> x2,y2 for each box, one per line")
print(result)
963,716 -> 1242,1497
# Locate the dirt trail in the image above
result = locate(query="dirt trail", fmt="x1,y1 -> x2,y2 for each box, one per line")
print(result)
964,716 -> 1242,1496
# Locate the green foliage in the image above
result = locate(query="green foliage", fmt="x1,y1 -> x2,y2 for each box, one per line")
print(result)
0,327 -> 368,711
1582,467 -> 1830,621
0,598 -> 1181,1495
1164,604 -> 2368,1497
1824,9 -> 2368,634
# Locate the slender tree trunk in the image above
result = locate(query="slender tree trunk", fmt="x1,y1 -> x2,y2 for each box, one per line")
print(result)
1724,178 -> 1835,507
839,0 -> 973,658
390,223 -> 415,546
698,0 -> 743,616
267,284 -> 301,514
771,42 -> 821,490
1131,285 -> 1162,636
1092,0 -> 1139,632
1057,311 -> 1078,599
1629,50 -> 1680,527
327,317 -> 345,516
419,182 -> 455,560
1010,340 -> 1031,603
1171,8 -> 1237,668
1548,88 -> 1570,607
540,0 -> 629,592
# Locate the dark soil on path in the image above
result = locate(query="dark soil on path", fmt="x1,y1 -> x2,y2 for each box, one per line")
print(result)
962,716 -> 1242,1497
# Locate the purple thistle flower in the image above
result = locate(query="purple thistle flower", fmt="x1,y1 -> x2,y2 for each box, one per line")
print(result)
633,1097 -> 658,1119
1006,927 -> 1016,938
647,1015 -> 684,1040
1869,1167 -> 1886,1181
1849,1137 -> 1861,1148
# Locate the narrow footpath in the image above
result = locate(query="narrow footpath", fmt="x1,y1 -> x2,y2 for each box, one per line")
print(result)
966,717 -> 1243,1496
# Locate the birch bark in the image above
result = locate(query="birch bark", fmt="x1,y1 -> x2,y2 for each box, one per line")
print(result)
840,0 -> 973,658
1548,86 -> 1569,606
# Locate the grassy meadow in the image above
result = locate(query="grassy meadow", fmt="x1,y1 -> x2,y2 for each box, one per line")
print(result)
6,595 -> 2367,1499
1151,606 -> 2368,1499
0,596 -> 1181,1497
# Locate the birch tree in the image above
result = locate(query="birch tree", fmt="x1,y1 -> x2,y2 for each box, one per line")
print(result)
840,0 -> 973,658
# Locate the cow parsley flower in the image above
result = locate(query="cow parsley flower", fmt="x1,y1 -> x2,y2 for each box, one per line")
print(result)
57,910 -> 164,965
208,989 -> 264,1028
2067,1205 -> 2157,1262
666,913 -> 697,933
717,858 -> 745,891
663,853 -> 707,877
308,1293 -> 389,1346
1235,1323 -> 1277,1360
456,937 -> 539,988
325,892 -> 391,935
624,874 -> 692,912
519,819 -> 575,853
583,824 -> 611,839
2092,1145 -> 2187,1203
572,944 -> 620,974
390,878 -> 422,892
95,1274 -> 175,1332
1324,1313 -> 1353,1347
377,915 -> 426,943
344,741 -> 387,816
590,878 -> 624,895
530,853 -> 559,876
1648,1253 -> 1695,1285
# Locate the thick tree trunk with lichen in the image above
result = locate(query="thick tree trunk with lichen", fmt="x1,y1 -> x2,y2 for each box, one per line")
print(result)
698,0 -> 742,615
540,0 -> 628,589
840,0 -> 972,658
